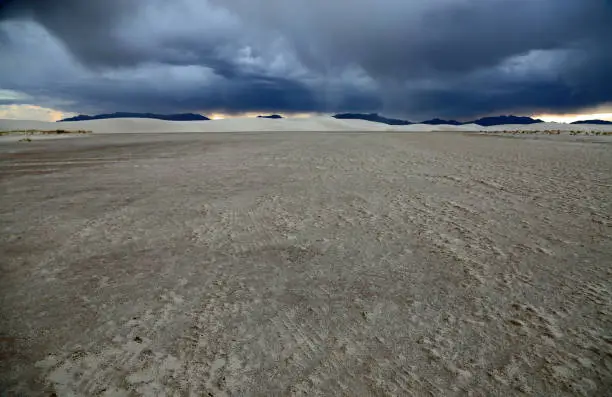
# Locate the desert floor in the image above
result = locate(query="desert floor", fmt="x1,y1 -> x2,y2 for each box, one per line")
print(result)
1,131 -> 611,396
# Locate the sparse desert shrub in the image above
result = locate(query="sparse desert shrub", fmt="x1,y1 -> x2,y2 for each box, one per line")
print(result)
1,129 -> 93,137
37,129 -> 91,135
19,137 -> 32,142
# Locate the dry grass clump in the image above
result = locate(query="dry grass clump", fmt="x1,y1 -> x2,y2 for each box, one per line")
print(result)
481,129 -> 612,137
569,130 -> 610,136
482,130 -> 541,135
39,129 -> 91,134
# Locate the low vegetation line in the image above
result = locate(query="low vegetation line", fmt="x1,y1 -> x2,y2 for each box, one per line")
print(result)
480,129 -> 612,136
0,129 -> 92,136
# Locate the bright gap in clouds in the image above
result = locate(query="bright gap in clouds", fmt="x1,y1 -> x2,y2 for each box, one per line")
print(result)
0,104 -> 76,122
534,113 -> 612,123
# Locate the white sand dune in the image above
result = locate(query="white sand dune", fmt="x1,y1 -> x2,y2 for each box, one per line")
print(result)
2,117 -> 612,136
393,122 -> 484,132
0,116 -> 389,134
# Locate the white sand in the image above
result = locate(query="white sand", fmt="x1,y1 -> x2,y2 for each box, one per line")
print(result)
0,116 -> 388,134
1,131 -> 610,395
2,116 -> 612,135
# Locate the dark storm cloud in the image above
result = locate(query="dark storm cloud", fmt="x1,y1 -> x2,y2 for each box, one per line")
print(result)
216,0 -> 609,77
0,0 -> 147,66
0,0 -> 610,118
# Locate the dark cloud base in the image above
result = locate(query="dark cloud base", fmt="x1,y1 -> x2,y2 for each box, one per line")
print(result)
1,0 -> 611,119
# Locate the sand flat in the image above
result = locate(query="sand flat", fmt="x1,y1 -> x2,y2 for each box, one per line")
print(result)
3,117 -> 612,135
1,131 -> 611,395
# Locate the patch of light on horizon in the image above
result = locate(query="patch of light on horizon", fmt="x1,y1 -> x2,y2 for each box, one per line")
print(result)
534,113 -> 612,123
0,104 -> 76,121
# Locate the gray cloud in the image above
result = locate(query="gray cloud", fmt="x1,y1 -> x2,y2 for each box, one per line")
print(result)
0,0 -> 610,119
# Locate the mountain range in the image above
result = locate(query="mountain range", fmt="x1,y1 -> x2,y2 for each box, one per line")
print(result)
333,113 -> 546,126
421,118 -> 462,125
57,112 -> 610,126
468,115 -> 543,126
571,119 -> 612,125
333,113 -> 412,125
59,112 -> 209,122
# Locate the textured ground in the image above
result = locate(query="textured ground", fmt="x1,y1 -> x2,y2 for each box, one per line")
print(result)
1,132 -> 611,396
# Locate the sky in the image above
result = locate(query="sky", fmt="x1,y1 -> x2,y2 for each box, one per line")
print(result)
0,0 -> 611,122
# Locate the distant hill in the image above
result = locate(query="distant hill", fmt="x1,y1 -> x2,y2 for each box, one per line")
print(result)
333,113 -> 412,125
332,114 -> 545,126
571,119 -> 612,125
467,115 -> 543,126
257,114 -> 283,119
59,112 -> 210,122
421,118 -> 462,125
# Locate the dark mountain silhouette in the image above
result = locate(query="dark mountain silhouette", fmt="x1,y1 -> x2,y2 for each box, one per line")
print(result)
467,115 -> 543,126
570,119 -> 612,125
333,113 -> 545,126
333,113 -> 412,125
59,112 -> 210,122
257,114 -> 283,119
56,112 -> 560,127
421,118 -> 462,125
